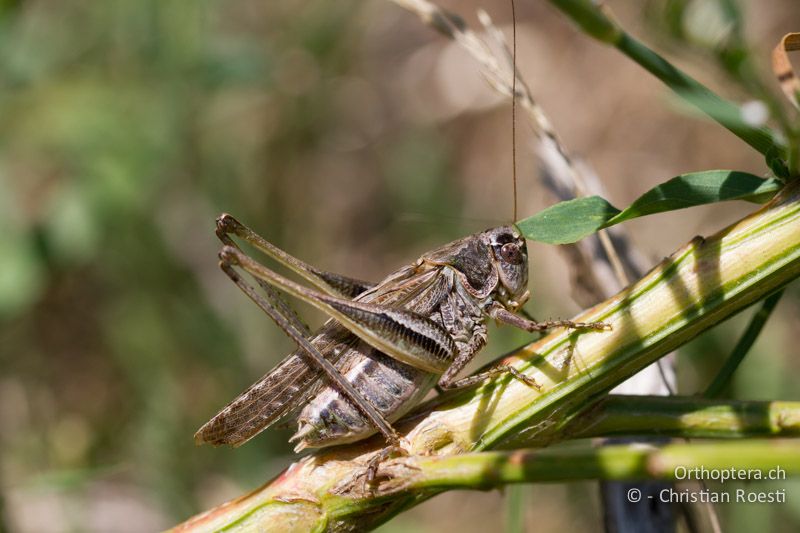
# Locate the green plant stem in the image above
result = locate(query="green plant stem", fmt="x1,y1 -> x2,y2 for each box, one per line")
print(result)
558,396 -> 800,442
171,181 -> 800,532
370,440 -> 800,493
547,0 -> 784,159
704,290 -> 784,398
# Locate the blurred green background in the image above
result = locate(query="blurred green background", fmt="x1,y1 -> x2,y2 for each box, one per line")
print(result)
1,0 -> 799,531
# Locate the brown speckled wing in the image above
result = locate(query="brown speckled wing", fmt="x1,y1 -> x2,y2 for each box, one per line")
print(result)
195,264 -> 446,447
194,322 -> 356,447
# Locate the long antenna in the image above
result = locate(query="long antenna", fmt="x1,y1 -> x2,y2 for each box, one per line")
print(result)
511,0 -> 518,222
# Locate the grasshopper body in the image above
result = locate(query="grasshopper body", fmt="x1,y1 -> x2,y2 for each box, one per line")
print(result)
291,227 -> 527,449
195,216 -> 603,452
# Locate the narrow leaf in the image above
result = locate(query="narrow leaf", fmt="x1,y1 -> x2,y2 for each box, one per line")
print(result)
516,196 -> 621,244
607,171 -> 782,225
518,171 -> 782,244
704,290 -> 784,398
548,0 -> 785,158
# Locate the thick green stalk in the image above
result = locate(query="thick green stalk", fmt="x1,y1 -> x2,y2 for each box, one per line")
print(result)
557,396 -> 800,441
171,181 -> 800,531
369,440 -> 800,493
547,0 -> 784,159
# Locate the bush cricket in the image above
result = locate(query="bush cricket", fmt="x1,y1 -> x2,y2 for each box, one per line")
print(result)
195,215 -> 608,475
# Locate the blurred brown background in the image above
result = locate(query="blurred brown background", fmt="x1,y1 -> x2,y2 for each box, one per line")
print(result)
1,0 -> 799,531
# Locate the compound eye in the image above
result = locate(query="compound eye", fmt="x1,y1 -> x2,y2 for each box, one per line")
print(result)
494,232 -> 515,245
499,242 -> 523,265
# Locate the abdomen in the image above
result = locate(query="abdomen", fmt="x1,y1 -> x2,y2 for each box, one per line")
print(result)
290,340 -> 438,450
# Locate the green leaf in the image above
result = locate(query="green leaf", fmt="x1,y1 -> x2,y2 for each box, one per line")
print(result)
548,0 -> 622,43
516,196 -> 621,244
550,0 -> 785,158
765,146 -> 790,180
607,171 -> 782,225
703,290 -> 784,398
517,171 -> 783,244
